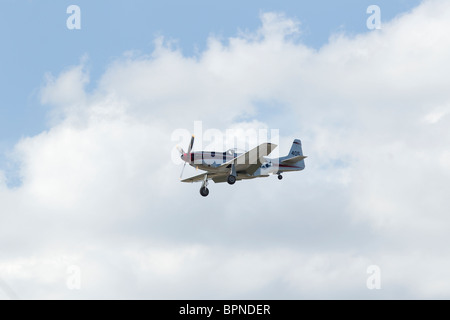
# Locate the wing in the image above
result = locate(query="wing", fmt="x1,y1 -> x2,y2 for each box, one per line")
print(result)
218,142 -> 277,174
181,172 -> 228,183
181,173 -> 207,183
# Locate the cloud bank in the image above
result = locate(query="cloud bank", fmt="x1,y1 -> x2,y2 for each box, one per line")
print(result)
2,1 -> 450,299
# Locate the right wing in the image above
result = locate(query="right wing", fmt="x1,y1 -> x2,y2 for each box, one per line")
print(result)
218,142 -> 278,174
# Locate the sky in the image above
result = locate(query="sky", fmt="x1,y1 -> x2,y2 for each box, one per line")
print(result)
2,0 -> 450,299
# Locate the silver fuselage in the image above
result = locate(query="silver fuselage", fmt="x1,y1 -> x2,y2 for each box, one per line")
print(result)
181,151 -> 303,177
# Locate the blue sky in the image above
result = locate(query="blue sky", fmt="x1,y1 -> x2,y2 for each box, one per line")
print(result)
0,0 -> 420,152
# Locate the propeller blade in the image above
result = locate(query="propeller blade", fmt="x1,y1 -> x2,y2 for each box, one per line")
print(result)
187,135 -> 195,154
176,145 -> 184,155
179,135 -> 194,180
180,162 -> 187,180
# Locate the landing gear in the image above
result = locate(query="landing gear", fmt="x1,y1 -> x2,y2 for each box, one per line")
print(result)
200,187 -> 209,197
228,163 -> 237,185
200,174 -> 209,197
227,175 -> 236,185
278,174 -> 283,180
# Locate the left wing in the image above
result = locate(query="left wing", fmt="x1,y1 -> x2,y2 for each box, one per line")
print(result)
218,143 -> 277,174
181,172 -> 227,183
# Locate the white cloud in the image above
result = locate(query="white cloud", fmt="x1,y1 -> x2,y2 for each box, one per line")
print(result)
2,3 -> 450,299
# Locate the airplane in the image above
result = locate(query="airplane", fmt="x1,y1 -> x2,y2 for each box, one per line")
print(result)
177,136 -> 306,197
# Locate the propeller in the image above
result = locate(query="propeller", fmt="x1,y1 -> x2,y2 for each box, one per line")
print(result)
178,135 -> 195,179
176,145 -> 184,155
180,161 -> 187,180
187,135 -> 194,154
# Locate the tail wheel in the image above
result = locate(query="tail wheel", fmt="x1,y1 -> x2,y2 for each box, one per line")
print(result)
278,174 -> 283,180
200,187 -> 209,197
227,175 -> 236,185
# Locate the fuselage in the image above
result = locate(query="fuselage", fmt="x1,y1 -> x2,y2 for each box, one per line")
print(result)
181,150 -> 304,176
181,150 -> 238,172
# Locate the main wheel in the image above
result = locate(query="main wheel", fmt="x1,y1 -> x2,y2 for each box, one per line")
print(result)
227,175 -> 236,185
278,174 -> 283,180
200,187 -> 209,197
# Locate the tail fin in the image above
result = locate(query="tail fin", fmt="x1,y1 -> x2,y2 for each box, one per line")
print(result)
289,139 -> 304,157
280,139 -> 306,169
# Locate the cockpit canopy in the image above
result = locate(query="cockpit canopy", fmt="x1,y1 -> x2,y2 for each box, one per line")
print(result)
225,148 -> 245,156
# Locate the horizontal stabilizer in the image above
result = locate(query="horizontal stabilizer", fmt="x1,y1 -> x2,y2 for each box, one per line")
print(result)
281,155 -> 307,164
